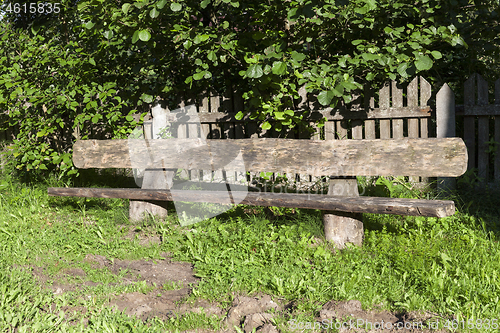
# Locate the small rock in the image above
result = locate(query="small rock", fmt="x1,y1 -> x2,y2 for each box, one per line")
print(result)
243,313 -> 274,333
226,296 -> 281,328
258,323 -> 279,333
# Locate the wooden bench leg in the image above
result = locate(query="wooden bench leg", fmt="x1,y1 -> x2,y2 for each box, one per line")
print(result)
129,200 -> 168,222
129,169 -> 172,223
323,177 -> 364,249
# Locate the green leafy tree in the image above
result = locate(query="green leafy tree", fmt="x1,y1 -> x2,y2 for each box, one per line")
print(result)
0,1 -> 145,177
0,0 -> 499,177
74,0 -> 472,131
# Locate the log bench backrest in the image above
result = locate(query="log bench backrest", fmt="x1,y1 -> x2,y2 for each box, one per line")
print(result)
73,137 -> 468,178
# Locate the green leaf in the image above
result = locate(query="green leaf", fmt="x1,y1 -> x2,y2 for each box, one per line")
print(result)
156,0 -> 168,9
193,71 -> 205,80
194,34 -> 210,44
122,3 -> 131,14
451,35 -> 467,47
414,54 -> 433,71
235,111 -> 244,120
150,7 -> 160,18
352,39 -> 364,45
397,62 -> 409,77
171,2 -> 182,11
102,30 -> 114,39
207,51 -> 217,61
317,90 -> 334,106
275,112 -> 285,120
85,21 -> 95,29
201,0 -> 210,8
132,30 -> 139,43
140,93 -> 154,103
361,53 -> 379,61
183,40 -> 192,49
430,50 -> 442,59
332,84 -> 344,97
272,61 -> 286,75
89,58 -> 96,66
354,6 -> 368,14
31,25 -> 41,35
262,122 -> 272,130
246,64 -> 263,78
138,30 -> 151,42
126,115 -> 134,121
291,51 -> 306,62
342,94 -> 352,104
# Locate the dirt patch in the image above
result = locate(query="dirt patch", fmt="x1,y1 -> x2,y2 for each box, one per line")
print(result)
225,295 -> 282,333
26,255 -> 451,333
84,253 -> 198,287
30,265 -> 100,295
315,300 -> 449,333
29,253 -> 198,293
109,291 -> 224,322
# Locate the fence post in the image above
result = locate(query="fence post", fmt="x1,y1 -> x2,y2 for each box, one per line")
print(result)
436,83 -> 456,191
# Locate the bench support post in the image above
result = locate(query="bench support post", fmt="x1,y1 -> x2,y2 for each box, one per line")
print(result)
129,199 -> 168,222
129,169 -> 173,222
323,177 -> 364,249
129,110 -> 173,223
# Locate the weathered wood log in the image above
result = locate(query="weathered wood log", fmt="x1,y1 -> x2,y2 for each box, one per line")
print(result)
73,138 -> 468,177
323,177 -> 364,249
47,187 -> 456,218
129,168 -> 171,222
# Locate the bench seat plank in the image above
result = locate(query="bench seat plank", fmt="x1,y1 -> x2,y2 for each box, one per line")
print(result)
48,187 -> 455,218
73,138 -> 467,177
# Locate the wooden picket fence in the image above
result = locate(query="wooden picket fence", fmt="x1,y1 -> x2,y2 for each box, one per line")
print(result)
440,73 -> 500,184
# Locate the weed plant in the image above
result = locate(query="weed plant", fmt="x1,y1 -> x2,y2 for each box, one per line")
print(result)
0,161 -> 499,332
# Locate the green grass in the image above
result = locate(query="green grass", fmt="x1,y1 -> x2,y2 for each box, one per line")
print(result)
0,167 -> 499,332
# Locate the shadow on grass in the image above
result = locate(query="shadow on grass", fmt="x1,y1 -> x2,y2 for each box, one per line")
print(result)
454,183 -> 500,235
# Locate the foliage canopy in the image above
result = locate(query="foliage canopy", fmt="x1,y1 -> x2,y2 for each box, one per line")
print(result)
0,0 -> 499,177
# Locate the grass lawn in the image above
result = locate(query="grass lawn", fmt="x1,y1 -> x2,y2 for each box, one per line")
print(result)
0,166 -> 499,332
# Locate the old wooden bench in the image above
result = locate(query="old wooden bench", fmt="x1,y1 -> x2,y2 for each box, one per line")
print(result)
48,137 -> 467,248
